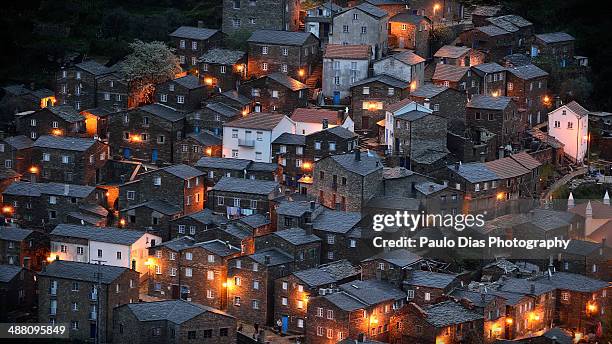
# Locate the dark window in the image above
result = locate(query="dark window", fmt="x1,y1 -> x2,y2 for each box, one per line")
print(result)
320,171 -> 324,179
342,177 -> 347,185
203,329 -> 213,338
220,328 -> 229,337
188,331 -> 196,339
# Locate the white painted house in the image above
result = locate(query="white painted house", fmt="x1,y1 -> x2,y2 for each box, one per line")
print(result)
49,224 -> 161,273
222,112 -> 296,163
382,98 -> 433,153
548,101 -> 589,163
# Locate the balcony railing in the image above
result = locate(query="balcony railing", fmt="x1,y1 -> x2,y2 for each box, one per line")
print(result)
238,139 -> 255,147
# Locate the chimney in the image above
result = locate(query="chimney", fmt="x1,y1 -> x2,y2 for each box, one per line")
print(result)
554,96 -> 562,108
604,190 -> 610,206
454,161 -> 460,170
264,255 -> 271,265
64,184 -> 70,196
310,201 -> 316,211
355,148 -> 361,161
479,151 -> 486,163
322,118 -> 329,129
197,20 -> 204,28
530,284 -> 536,294
567,192 -> 575,209
423,98 -> 431,109
304,221 -> 313,235
498,146 -> 505,159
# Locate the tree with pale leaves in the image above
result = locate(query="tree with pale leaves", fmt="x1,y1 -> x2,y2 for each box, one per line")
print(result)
122,40 -> 182,106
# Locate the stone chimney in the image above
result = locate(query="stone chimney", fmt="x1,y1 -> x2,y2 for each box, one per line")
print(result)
197,20 -> 204,28
604,190 -> 610,206
355,148 -> 361,161
322,118 -> 329,129
498,146 -> 505,159
567,192 -> 575,209
423,98 -> 431,109
554,96 -> 562,108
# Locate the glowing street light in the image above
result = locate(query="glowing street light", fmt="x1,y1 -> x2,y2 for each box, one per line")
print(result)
29,166 -> 39,174
2,205 -> 13,214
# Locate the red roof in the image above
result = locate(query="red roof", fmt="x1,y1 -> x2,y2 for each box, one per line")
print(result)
485,156 -> 530,179
225,112 -> 287,130
291,108 -> 339,124
387,98 -> 414,113
324,44 -> 371,59
509,151 -> 542,170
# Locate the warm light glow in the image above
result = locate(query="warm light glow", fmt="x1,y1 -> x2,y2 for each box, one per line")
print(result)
222,282 -> 228,288
492,325 -> 502,334
574,333 -> 582,343
206,147 -> 213,156
529,312 -> 540,321
119,218 -> 126,226
435,338 -> 445,344
236,64 -> 244,72
369,316 -> 378,325
434,4 -> 441,10
587,303 -> 597,312
242,110 -> 248,117
40,96 -> 57,108
29,166 -> 39,174
47,256 -> 56,263
298,69 -> 305,77
543,95 -> 550,103
204,77 -> 213,85
144,258 -> 155,266
51,129 -> 63,136
2,206 -> 13,214
302,162 -> 312,170
105,192 -> 110,197
410,81 -> 417,91
496,192 -> 505,200
130,134 -> 142,143
491,90 -> 500,97
505,318 -> 513,325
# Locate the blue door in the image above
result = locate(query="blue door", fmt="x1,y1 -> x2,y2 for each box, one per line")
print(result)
123,148 -> 131,159
333,91 -> 340,105
151,149 -> 158,162
281,315 -> 289,334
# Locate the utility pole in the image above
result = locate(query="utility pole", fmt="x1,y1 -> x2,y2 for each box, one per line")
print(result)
92,259 -> 107,344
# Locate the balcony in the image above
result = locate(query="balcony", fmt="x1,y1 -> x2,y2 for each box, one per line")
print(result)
238,139 -> 255,147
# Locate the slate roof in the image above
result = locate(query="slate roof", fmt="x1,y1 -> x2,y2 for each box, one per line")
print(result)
392,50 -> 426,65
75,60 -> 112,76
172,75 -> 202,90
0,264 -> 23,283
195,157 -> 252,170
161,164 -> 204,180
185,209 -> 224,225
0,228 -> 33,242
250,248 -> 294,266
187,131 -> 222,146
467,94 -> 513,110
292,108 -> 339,124
541,328 -> 573,344
339,279 -> 405,306
248,30 -> 314,46
3,84 -> 30,96
477,25 -> 510,37
471,5 -> 502,17
293,260 -> 359,287
363,249 -> 423,267
67,211 -> 105,225
248,162 -> 278,172
40,260 -> 128,284
225,112 -> 287,130
237,213 -> 270,228
485,156 -> 530,179
324,44 -> 371,59
51,224 -> 148,245
434,45 -> 470,59
123,200 -> 181,216
2,135 -> 33,150
312,209 -> 362,234
410,83 -> 448,98
192,239 -> 240,257
211,177 -> 279,195
534,272 -> 609,292
497,277 -> 555,295
507,64 -> 548,80
156,236 -> 196,252
396,110 -> 431,121
272,133 -> 306,145
198,48 -> 245,65
33,135 -> 97,151
205,102 -> 240,118
221,90 -> 252,106
276,200 -> 315,217
274,227 -> 321,245
404,270 -> 457,288
563,240 -> 607,257
267,72 -> 309,91
448,162 -> 498,183
422,301 -> 484,327
415,181 -> 447,195
350,74 -> 409,88
221,223 -> 252,240
564,101 -> 589,117
3,182 -> 95,198
536,32 -> 575,44
0,167 -> 19,180
389,13 -> 430,25
169,26 -> 219,40
324,125 -> 357,139
329,152 -> 382,176
46,105 -> 85,123
450,289 -> 498,308
139,104 -> 187,122
432,64 -> 470,82
124,299 -> 231,324
351,2 -> 388,18
503,53 -> 532,67
324,291 -> 367,311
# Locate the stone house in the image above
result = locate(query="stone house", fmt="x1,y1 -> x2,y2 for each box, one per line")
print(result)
409,83 -> 467,134
483,152 -> 542,201
531,32 -> 575,68
350,74 -> 410,132
373,51 -> 425,88
311,151 -> 382,212
409,0 -> 464,22
174,131 -> 222,165
1,84 -> 56,113
199,48 -> 247,92
154,75 -> 206,113
470,5 -> 502,27
0,227 -> 49,272
305,126 -> 358,163
444,161 -> 502,215
194,157 -> 277,188
311,209 -> 366,264
364,0 -> 409,18
255,227 -> 321,270
15,106 -> 86,140
56,60 -> 113,110
275,199 -> 323,232
433,45 -> 482,67
557,239 -> 612,281
31,135 -> 109,185
415,181 -> 464,216
119,200 -> 182,240
0,264 -> 37,322
304,2 -> 343,44
274,260 -> 360,334
38,260 -> 139,343
239,73 -> 309,114
0,135 -> 33,175
505,64 -> 549,126
361,249 -> 435,287
113,299 -> 236,344
95,71 -> 134,111
466,95 -> 520,148
108,104 -> 188,163
247,30 -> 320,81
322,44 -> 371,102
221,0 -> 300,35
388,13 -> 431,57
485,15 -> 534,52
403,270 -> 461,306
226,248 -> 295,325
272,133 -> 306,189
169,209 -> 226,241
432,64 -> 475,95
330,3 -> 389,60
169,26 -> 223,70
471,62 -> 508,98
207,177 -> 280,218
196,101 -> 242,136
463,25 -> 515,62
305,279 -> 406,344
214,90 -> 253,114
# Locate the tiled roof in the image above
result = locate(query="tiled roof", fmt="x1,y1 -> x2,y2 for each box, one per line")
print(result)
389,13 -> 429,25
415,181 -> 447,195
205,102 -> 240,118
247,161 -> 277,172
351,74 -> 409,88
122,200 -> 181,216
434,45 -> 470,59
75,60 -> 112,76
564,101 -> 589,117
410,83 -> 448,98
507,64 -> 548,80
448,162 -> 498,183
471,5 -> 502,17
328,152 -> 382,176
485,156 -> 530,179
237,213 -> 270,228
467,94 -> 513,110
2,135 -> 33,150
125,299 -> 231,323
477,25 -> 510,37
392,50 -> 426,65
472,62 -> 506,74
221,90 -> 251,105
382,167 -> 416,179
198,48 -> 245,65
503,53 -> 532,67
323,44 -> 371,59
187,130 -> 222,146
535,32 -> 575,44
292,108 -> 339,125
404,270 -> 457,288
172,75 -> 202,90
195,157 -> 251,170
3,182 -> 95,198
221,223 -> 251,240
386,98 -> 414,113
432,64 -> 470,82
211,177 -> 279,195
423,301 -> 484,327
272,133 -> 306,145
191,239 -> 240,257
293,260 -> 359,287
497,277 -> 555,295
395,110 -> 430,122
509,151 -> 542,170
79,203 -> 109,217
224,112 -> 287,130
274,227 -> 321,245
185,209 -> 225,225
250,248 -> 294,266
40,260 -> 128,284
363,249 -> 423,267
46,106 -> 85,123
450,289 -> 498,308
312,209 -> 362,234
169,26 -> 219,40
248,30 -> 314,46
51,224 -> 149,245
267,72 -> 309,91
139,104 -> 187,122
0,264 -> 23,283
0,228 -> 33,242
161,164 -> 204,180
276,200 -> 316,217
534,272 -> 609,292
33,135 -> 97,151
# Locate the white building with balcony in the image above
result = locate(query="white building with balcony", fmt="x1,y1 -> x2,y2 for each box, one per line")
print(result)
548,101 -> 589,163
222,112 -> 296,163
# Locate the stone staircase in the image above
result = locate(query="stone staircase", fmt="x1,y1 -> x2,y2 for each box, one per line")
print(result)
305,64 -> 322,89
